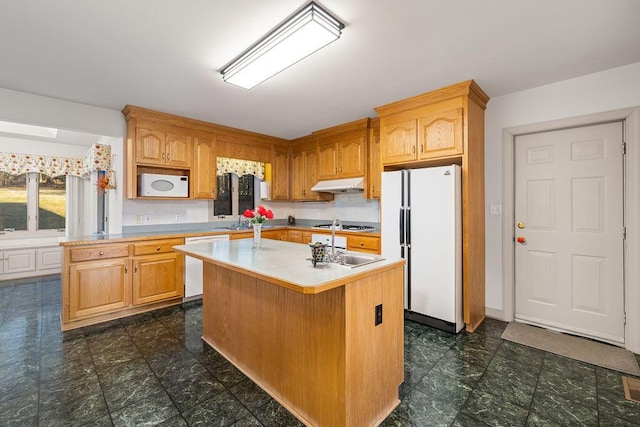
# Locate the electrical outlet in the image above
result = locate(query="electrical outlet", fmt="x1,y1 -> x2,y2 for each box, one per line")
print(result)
375,304 -> 383,326
135,215 -> 143,225
175,214 -> 181,222
490,204 -> 502,215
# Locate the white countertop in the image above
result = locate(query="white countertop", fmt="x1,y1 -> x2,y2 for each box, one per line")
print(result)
173,239 -> 403,294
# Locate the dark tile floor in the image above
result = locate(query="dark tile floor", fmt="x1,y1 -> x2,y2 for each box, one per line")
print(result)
1,275 -> 639,426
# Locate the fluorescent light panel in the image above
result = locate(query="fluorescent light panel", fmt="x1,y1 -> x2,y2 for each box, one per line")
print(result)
221,1 -> 344,89
0,120 -> 58,138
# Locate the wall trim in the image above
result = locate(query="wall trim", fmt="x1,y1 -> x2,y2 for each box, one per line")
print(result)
501,106 -> 640,353
485,307 -> 504,321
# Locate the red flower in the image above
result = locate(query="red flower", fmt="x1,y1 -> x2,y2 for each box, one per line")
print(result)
257,205 -> 267,216
243,209 -> 255,218
265,210 -> 274,219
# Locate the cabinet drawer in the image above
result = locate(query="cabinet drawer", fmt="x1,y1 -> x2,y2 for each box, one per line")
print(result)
69,244 -> 130,262
347,235 -> 381,253
133,238 -> 184,256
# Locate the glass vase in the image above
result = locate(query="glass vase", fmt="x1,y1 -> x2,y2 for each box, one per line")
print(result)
252,223 -> 262,250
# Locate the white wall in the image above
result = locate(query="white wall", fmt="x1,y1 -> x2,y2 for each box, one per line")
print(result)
485,61 -> 640,312
0,87 -> 126,235
268,193 -> 380,223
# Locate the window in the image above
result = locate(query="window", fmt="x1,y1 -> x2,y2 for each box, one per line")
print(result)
213,173 -> 257,218
0,171 -> 65,234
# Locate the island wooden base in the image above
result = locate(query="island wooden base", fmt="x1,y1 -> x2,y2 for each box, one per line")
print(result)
202,263 -> 404,427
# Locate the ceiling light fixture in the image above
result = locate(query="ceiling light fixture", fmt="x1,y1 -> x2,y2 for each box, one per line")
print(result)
220,1 -> 344,89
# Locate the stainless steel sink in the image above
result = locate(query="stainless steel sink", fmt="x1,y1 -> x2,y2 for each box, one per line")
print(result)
337,254 -> 384,268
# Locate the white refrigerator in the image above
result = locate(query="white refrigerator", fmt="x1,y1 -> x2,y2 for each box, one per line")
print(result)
381,165 -> 463,333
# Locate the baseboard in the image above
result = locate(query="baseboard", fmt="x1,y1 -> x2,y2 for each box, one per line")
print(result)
485,307 -> 504,321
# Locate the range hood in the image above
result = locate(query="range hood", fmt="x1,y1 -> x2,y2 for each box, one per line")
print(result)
311,177 -> 365,193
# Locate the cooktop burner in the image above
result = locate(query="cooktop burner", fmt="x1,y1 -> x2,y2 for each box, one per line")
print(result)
312,224 -> 375,232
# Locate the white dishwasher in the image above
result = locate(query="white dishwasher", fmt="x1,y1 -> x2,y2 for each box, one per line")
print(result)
184,234 -> 230,299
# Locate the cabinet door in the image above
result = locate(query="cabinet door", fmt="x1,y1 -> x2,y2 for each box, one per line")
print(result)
338,136 -> 365,177
380,118 -> 417,164
304,150 -> 319,198
417,108 -> 463,159
4,249 -> 36,274
69,259 -> 131,320
290,151 -> 306,200
262,230 -> 279,240
37,247 -> 62,270
193,138 -> 216,199
165,133 -> 193,167
132,252 -> 184,305
136,128 -> 166,165
302,232 -> 313,244
347,235 -> 381,254
368,127 -> 381,199
317,142 -> 338,180
288,230 -> 303,243
271,151 -> 290,200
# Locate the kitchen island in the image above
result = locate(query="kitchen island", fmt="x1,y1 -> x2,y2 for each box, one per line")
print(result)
173,238 -> 405,427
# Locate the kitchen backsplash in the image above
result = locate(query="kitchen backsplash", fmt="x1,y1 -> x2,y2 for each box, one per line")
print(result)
121,193 -> 379,226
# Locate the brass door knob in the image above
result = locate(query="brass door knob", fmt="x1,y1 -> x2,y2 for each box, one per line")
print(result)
517,222 -> 526,229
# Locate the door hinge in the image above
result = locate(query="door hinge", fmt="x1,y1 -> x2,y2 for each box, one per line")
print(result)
624,312 -> 627,325
623,227 -> 627,240
622,142 -> 626,155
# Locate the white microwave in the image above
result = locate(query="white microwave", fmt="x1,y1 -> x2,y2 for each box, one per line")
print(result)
140,173 -> 189,197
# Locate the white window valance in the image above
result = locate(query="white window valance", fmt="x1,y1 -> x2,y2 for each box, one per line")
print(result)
216,157 -> 265,180
0,143 -> 111,178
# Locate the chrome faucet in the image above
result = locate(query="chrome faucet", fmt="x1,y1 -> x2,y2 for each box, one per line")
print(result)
331,218 -> 342,259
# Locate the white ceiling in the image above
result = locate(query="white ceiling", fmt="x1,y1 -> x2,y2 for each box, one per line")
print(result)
1,0 -> 639,140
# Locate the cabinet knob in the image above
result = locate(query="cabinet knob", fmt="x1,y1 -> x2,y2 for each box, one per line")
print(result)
162,153 -> 165,160
156,246 -> 161,251
125,266 -> 128,273
167,154 -> 170,161
99,251 -> 104,256
359,242 -> 364,246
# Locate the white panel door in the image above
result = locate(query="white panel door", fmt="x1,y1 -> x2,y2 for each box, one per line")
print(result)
515,122 -> 624,345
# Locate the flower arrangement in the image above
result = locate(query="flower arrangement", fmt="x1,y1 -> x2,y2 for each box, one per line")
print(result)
97,170 -> 116,191
243,205 -> 274,224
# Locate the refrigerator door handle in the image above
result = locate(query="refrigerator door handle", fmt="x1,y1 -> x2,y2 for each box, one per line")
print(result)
406,208 -> 411,246
399,208 -> 405,246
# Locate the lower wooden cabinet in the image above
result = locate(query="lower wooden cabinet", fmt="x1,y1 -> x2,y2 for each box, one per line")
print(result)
133,252 -> 183,305
262,229 -> 287,241
347,235 -> 381,254
68,258 -> 131,320
61,237 -> 184,330
287,230 -> 303,243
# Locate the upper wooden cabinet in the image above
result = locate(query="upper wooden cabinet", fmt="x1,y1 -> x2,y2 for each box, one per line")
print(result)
136,128 -> 193,168
379,106 -> 463,164
290,137 -> 333,202
367,118 -> 381,199
317,137 -> 366,180
193,137 -> 217,199
375,80 -> 490,332
122,105 -> 288,200
314,118 -> 369,180
271,148 -> 290,200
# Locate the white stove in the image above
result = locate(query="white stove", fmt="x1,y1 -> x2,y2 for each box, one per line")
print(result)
311,224 -> 375,232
